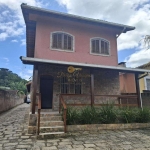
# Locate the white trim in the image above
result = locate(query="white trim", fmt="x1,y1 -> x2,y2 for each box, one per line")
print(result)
50,31 -> 75,52
90,37 -> 110,56
144,76 -> 150,90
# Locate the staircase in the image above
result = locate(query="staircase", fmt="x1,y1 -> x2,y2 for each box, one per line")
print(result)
37,111 -> 65,137
36,93 -> 67,138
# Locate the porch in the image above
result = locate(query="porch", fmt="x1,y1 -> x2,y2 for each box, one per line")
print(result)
20,56 -> 149,135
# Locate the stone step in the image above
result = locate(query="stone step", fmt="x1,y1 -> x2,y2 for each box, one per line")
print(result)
40,113 -> 60,117
40,121 -> 64,126
40,132 -> 65,135
40,126 -> 64,129
40,126 -> 64,132
40,116 -> 62,121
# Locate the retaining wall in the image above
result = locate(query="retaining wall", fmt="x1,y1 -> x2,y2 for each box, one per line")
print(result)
0,89 -> 24,113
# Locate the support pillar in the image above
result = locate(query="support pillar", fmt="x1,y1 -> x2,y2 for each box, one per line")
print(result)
31,65 -> 38,114
90,70 -> 94,107
135,73 -> 141,108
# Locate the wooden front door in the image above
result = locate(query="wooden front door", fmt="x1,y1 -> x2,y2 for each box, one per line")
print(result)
40,75 -> 53,109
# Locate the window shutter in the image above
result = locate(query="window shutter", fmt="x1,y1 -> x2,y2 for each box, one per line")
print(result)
52,34 -> 57,48
64,34 -> 68,49
57,33 -> 62,49
68,36 -> 72,50
91,38 -> 109,55
104,41 -> 109,54
101,40 -> 105,54
52,32 -> 73,51
95,40 -> 99,53
92,40 -> 95,53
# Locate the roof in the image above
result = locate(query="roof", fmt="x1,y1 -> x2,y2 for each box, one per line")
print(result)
20,56 -> 150,74
137,62 -> 150,69
21,3 -> 135,31
21,3 -> 135,57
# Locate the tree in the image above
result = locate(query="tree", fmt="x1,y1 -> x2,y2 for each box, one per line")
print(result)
143,35 -> 150,50
0,68 -> 28,94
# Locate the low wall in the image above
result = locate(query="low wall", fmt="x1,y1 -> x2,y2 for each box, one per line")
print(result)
28,122 -> 150,134
67,123 -> 150,132
0,89 -> 24,113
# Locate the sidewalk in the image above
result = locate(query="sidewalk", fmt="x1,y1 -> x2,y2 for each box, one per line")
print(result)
1,104 -> 150,150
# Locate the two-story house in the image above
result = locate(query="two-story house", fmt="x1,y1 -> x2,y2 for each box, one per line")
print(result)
20,4 -> 150,135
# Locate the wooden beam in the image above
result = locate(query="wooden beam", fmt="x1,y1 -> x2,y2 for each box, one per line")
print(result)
90,70 -> 94,107
31,65 -> 38,114
135,73 -> 141,108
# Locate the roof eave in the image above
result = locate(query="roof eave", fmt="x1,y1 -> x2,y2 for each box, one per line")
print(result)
20,56 -> 149,74
21,3 -> 135,32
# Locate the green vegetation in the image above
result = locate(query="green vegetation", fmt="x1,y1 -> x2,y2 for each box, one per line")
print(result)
0,68 -> 28,94
65,104 -> 150,125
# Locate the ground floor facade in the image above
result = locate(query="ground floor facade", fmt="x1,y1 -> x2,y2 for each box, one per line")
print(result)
34,64 -> 121,111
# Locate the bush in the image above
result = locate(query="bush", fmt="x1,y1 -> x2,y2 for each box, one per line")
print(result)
66,107 -> 80,125
136,108 -> 150,123
119,107 -> 138,123
65,105 -> 150,125
80,106 -> 99,124
99,103 -> 117,124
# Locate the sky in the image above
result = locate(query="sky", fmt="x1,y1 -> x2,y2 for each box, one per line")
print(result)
0,0 -> 150,80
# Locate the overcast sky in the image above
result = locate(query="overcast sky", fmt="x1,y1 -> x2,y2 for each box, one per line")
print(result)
0,0 -> 150,80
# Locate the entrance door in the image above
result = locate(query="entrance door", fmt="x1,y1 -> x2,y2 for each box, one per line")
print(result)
40,75 -> 53,109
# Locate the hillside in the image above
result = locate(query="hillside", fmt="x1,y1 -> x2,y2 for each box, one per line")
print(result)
0,68 -> 28,94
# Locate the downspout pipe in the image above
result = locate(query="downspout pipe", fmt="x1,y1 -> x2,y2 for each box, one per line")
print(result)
116,27 -> 126,38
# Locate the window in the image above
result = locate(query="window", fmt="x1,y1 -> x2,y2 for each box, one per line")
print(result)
146,78 -> 150,90
52,32 -> 73,51
60,77 -> 81,94
91,38 -> 109,55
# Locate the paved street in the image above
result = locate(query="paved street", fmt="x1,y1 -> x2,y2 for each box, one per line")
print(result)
1,104 -> 150,149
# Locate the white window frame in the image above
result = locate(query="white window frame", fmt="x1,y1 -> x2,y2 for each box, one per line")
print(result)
144,76 -> 150,90
90,37 -> 110,56
50,31 -> 75,52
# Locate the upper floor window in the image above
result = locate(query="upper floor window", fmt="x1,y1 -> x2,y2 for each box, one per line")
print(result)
51,32 -> 73,51
91,38 -> 110,55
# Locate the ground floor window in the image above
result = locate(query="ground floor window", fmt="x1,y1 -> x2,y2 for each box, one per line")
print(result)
60,77 -> 82,94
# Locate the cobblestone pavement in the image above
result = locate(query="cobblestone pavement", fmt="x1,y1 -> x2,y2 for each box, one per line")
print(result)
1,104 -> 150,150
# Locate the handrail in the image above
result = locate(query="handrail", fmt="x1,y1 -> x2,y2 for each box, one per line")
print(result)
36,93 -> 41,135
59,95 -> 67,133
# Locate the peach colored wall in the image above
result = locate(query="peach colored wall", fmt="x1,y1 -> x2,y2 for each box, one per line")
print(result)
119,73 -> 136,93
34,16 -> 119,66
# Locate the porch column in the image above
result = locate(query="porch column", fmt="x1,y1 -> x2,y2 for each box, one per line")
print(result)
135,73 -> 141,108
90,70 -> 94,106
31,65 -> 38,114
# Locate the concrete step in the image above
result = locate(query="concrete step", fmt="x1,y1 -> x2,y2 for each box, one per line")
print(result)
40,112 -> 60,117
40,126 -> 64,129
40,116 -> 62,121
40,126 -> 64,132
40,121 -> 64,126
39,132 -> 65,135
